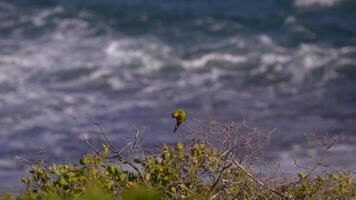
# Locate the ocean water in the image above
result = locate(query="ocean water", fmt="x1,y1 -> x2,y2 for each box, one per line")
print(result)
0,0 -> 356,192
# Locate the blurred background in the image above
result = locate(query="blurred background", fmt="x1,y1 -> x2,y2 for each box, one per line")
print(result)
0,0 -> 355,192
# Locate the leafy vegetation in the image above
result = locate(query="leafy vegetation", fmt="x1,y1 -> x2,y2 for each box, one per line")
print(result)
3,119 -> 356,199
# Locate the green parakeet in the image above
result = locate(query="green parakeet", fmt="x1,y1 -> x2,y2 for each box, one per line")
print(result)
171,109 -> 187,133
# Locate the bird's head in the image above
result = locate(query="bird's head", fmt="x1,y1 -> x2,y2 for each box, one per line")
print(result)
171,109 -> 187,120
172,111 -> 180,119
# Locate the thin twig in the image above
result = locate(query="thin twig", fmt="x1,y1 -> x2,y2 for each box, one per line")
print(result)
93,121 -> 148,185
72,114 -> 98,153
230,159 -> 294,200
208,163 -> 232,196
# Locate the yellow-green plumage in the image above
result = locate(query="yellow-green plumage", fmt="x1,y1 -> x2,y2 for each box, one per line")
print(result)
171,109 -> 187,133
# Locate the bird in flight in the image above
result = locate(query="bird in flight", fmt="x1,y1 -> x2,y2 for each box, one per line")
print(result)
171,109 -> 187,133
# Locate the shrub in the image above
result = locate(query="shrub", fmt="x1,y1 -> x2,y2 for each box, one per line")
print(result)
6,119 -> 356,199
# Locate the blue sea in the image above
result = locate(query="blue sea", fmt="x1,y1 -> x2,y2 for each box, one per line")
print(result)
0,0 -> 355,192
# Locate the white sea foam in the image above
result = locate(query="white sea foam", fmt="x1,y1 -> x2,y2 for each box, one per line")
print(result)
181,53 -> 247,69
31,6 -> 64,27
105,39 -> 171,73
294,0 -> 344,7
107,77 -> 126,90
261,53 -> 290,66
259,34 -> 273,45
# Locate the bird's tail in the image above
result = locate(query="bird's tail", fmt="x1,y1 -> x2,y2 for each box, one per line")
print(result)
173,121 -> 181,133
173,125 -> 178,133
